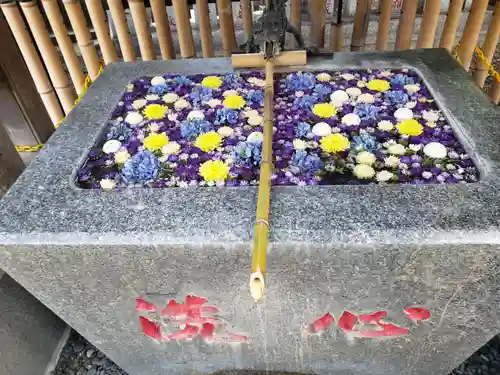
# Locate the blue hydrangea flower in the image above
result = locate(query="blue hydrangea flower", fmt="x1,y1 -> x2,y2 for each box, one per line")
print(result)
106,123 -> 133,142
223,73 -> 240,85
390,74 -> 415,86
180,119 -> 214,139
291,150 -> 323,173
245,90 -> 264,105
354,103 -> 380,120
313,84 -> 333,98
296,122 -> 311,137
286,72 -> 316,91
233,141 -> 262,166
215,108 -> 239,125
350,134 -> 380,152
293,95 -> 316,110
174,75 -> 192,85
149,84 -> 170,95
121,151 -> 159,183
188,87 -> 213,105
385,90 -> 409,105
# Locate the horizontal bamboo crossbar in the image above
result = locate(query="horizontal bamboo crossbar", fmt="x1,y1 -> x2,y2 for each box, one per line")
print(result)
232,50 -> 307,68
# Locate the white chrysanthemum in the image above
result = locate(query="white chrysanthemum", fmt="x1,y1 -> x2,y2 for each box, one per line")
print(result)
102,140 -> 121,154
409,144 -> 423,152
353,164 -> 375,179
174,98 -> 190,110
293,139 -> 307,150
114,150 -> 130,164
357,93 -> 375,103
379,70 -> 392,78
384,155 -> 401,168
125,84 -> 134,92
148,122 -> 160,133
356,151 -> 376,165
376,170 -> 394,182
341,113 -> 361,126
388,144 -> 406,155
405,101 -> 417,109
247,131 -> 263,144
426,121 -> 437,128
423,142 -> 447,159
187,110 -> 205,121
100,178 -> 116,191
312,122 -> 332,136
132,99 -> 147,110
206,98 -> 222,108
316,72 -> 332,82
404,84 -> 421,93
422,110 -> 439,122
146,94 -> 160,101
125,111 -> 143,125
248,77 -> 265,87
223,89 -> 238,97
248,115 -> 263,126
341,73 -> 355,81
346,87 -> 362,97
151,76 -> 166,86
217,126 -> 234,137
394,107 -> 414,121
161,141 -> 181,155
330,90 -> 349,107
244,109 -> 259,118
163,93 -> 179,103
357,80 -> 367,88
167,112 -> 178,121
377,120 -> 394,131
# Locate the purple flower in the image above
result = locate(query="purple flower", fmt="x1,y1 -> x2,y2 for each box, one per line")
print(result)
121,151 -> 159,183
293,95 -> 316,110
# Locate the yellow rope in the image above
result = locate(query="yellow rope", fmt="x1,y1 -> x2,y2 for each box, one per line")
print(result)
453,43 -> 500,83
15,62 -> 105,153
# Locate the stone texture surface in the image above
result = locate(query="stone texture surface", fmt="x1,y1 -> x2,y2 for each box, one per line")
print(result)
0,50 -> 500,375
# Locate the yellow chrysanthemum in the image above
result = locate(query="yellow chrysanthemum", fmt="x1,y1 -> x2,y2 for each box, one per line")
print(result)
396,119 -> 424,136
312,103 -> 337,118
143,104 -> 167,120
367,79 -> 390,92
223,95 -> 246,109
144,133 -> 169,151
199,160 -> 229,182
201,76 -> 223,89
194,131 -> 222,152
320,134 -> 350,153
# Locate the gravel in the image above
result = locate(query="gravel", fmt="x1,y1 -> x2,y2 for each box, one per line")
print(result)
52,330 -> 500,375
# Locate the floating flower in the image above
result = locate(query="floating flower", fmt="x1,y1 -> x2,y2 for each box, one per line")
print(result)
387,144 -> 406,155
245,90 -> 265,106
121,151 -> 159,183
296,122 -> 311,137
312,103 -> 337,118
379,70 -> 392,78
145,94 -> 160,101
377,120 -> 394,131
312,122 -> 332,136
248,115 -> 263,126
149,84 -> 169,95
223,89 -> 239,97
409,144 -> 423,152
247,77 -> 265,87
426,121 -> 437,128
233,141 -> 262,165
195,131 -> 222,152
102,140 -> 122,154
162,93 -> 179,103
356,151 -> 376,165
320,134 -> 350,153
224,95 -> 246,109
132,99 -> 147,110
125,112 -> 143,125
376,170 -> 394,182
161,141 -> 180,155
357,93 -> 375,103
405,101 -> 417,109
396,119 -> 423,136
286,72 -> 316,91
187,110 -> 205,121
151,76 -> 166,86
293,139 -> 307,150
384,155 -> 401,167
367,79 -> 390,92
316,72 -> 332,82
206,98 -> 222,108
114,150 -> 130,164
144,132 -> 169,151
346,87 -> 362,97
100,178 -> 117,191
144,104 -> 167,120
216,108 -> 239,125
353,164 -> 375,179
394,107 -> 414,121
244,109 -> 259,118
385,90 -> 409,105
173,75 -> 192,86
341,73 -> 356,81
390,74 -> 413,86
174,99 -> 190,110
293,95 -> 317,110
342,113 -> 361,126
423,142 -> 447,159
330,90 -> 349,107
404,84 -> 421,93
188,87 -> 213,105
247,131 -> 263,144
292,150 -> 323,173
313,84 -> 333,98
180,119 -> 214,139
354,103 -> 380,120
217,126 -> 234,137
351,134 -> 379,152
106,123 -> 133,142
199,160 -> 229,182
422,110 -> 439,122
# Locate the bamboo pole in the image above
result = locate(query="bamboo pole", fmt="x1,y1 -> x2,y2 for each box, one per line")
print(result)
107,0 -> 136,61
439,0 -> 465,51
85,0 -> 118,64
151,0 -> 176,59
172,0 -> 196,58
375,0 -> 391,50
62,0 -> 101,80
350,0 -> 371,51
128,0 -> 156,60
241,0 -> 253,45
196,0 -> 215,57
489,80 -> 500,104
456,0 -> 489,71
41,0 -> 85,94
416,0 -> 441,48
231,50 -> 307,68
290,0 -> 301,48
250,58 -> 274,303
0,1 -> 63,125
216,0 -> 237,56
394,0 -> 418,50
19,0 -> 76,114
473,2 -> 500,87
330,0 -> 344,52
311,0 -> 326,48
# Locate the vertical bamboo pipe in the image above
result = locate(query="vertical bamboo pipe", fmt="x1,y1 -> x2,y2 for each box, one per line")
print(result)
196,0 -> 215,57
375,0 -> 392,51
311,0 -> 326,48
0,1 -> 63,124
439,0 -> 465,51
251,59 -> 274,303
216,0 -> 237,56
290,0 -> 301,48
330,0 -> 344,52
19,0 -> 76,114
456,0 -> 489,70
416,0 -> 441,48
62,0 -> 101,80
151,0 -> 176,59
172,0 -> 196,58
85,0 -> 118,64
473,2 -> 500,87
241,0 -> 253,45
350,0 -> 371,52
107,0 -> 136,61
41,0 -> 85,94
394,0 -> 418,50
489,81 -> 500,104
128,0 -> 156,60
